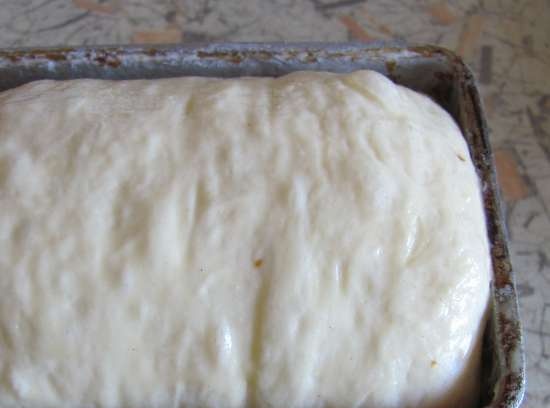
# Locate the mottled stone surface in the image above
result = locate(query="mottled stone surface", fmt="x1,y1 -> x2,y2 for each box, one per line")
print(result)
1,0 -> 549,405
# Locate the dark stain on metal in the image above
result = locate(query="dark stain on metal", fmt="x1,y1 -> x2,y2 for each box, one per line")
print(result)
3,53 -> 19,63
93,54 -> 121,68
145,48 -> 159,57
197,50 -> 244,64
385,59 -> 397,75
498,314 -> 521,367
304,50 -> 318,63
0,48 -> 71,63
196,48 -> 362,65
496,373 -> 524,408
44,52 -> 67,62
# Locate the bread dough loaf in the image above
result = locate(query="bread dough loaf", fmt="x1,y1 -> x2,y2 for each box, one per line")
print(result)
0,71 -> 490,408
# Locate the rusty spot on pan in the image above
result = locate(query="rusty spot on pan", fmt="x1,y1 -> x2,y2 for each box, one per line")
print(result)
195,48 -> 362,65
41,52 -> 67,62
93,53 -> 121,68
1,48 -> 71,63
498,314 -> 521,367
385,60 -> 397,75
0,47 -> 123,67
197,50 -> 244,64
493,373 -> 524,408
145,48 -> 159,57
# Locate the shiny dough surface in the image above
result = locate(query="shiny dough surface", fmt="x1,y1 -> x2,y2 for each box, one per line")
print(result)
0,71 -> 490,408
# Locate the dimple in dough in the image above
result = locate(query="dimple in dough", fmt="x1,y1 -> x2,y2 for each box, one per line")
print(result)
0,70 -> 490,408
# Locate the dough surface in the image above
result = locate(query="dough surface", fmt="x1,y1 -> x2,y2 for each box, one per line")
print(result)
0,71 -> 490,408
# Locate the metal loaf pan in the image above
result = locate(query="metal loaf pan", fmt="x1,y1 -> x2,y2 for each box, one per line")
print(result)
0,42 -> 525,407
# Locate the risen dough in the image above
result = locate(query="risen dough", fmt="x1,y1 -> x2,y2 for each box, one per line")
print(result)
0,71 -> 490,408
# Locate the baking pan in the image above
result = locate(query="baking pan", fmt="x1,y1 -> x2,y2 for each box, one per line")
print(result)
0,42 -> 525,407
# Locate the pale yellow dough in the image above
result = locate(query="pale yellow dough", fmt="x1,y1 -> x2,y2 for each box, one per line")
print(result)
0,71 -> 490,408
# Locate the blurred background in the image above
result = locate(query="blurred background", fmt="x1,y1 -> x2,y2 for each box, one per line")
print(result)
1,0 -> 549,406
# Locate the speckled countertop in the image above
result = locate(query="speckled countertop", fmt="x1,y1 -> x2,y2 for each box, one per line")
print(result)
1,0 -> 549,406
